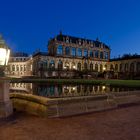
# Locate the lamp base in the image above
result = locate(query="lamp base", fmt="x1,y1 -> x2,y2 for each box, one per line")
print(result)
0,100 -> 13,118
0,79 -> 13,118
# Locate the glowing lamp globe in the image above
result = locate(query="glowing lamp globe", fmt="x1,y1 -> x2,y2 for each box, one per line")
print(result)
0,35 -> 10,76
0,47 -> 10,66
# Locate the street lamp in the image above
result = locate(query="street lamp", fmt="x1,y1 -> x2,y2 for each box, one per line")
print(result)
0,34 -> 13,118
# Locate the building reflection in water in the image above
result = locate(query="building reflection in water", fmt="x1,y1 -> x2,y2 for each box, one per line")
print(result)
10,83 -> 140,98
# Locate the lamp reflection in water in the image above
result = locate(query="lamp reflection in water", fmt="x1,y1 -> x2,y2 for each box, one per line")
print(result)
0,34 -> 13,118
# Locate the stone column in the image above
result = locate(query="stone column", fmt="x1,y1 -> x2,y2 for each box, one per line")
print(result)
0,79 -> 13,118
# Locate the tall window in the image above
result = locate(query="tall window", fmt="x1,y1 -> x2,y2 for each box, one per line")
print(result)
16,65 -> 19,71
71,47 -> 76,56
124,63 -> 128,72
90,51 -> 93,57
77,63 -> 81,71
57,45 -> 63,55
95,64 -> 98,71
12,65 -> 15,71
84,49 -> 88,57
137,62 -> 140,72
65,62 -> 70,70
115,64 -> 118,72
58,60 -> 63,70
94,50 -> 99,58
105,52 -> 109,60
100,52 -> 103,59
77,48 -> 82,57
130,63 -> 134,73
120,64 -> 122,72
49,60 -> 55,70
90,63 -> 93,71
110,64 -> 114,71
100,64 -> 103,72
44,61 -> 48,70
84,62 -> 88,70
24,65 -> 26,71
65,47 -> 70,55
20,66 -> 23,71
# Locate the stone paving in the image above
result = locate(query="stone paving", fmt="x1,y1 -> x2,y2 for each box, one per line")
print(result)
0,105 -> 140,140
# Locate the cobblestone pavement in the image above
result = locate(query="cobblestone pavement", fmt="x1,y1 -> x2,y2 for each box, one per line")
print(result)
0,105 -> 140,140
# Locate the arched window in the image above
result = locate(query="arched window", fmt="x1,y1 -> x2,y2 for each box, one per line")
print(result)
95,64 -> 98,71
84,49 -> 88,57
130,63 -> 134,73
137,62 -> 140,72
49,60 -> 55,70
24,65 -> 26,71
16,65 -> 19,71
12,65 -> 15,71
124,63 -> 128,72
120,64 -> 122,72
77,63 -> 81,71
90,51 -> 93,57
100,64 -> 103,72
84,62 -> 88,70
110,64 -> 114,71
65,47 -> 70,55
44,61 -> 48,70
100,52 -> 103,59
77,48 -> 82,57
90,63 -> 93,71
115,64 -> 118,72
94,50 -> 99,58
38,61 -> 43,69
104,64 -> 107,70
71,62 -> 76,70
57,45 -> 63,55
20,65 -> 23,71
58,60 -> 63,70
104,52 -> 109,60
71,47 -> 76,56
64,62 -> 70,70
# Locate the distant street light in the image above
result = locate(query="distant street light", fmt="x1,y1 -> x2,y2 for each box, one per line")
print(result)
103,67 -> 106,71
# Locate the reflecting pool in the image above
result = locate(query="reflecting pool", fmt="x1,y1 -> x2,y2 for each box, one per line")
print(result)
9,83 -> 140,98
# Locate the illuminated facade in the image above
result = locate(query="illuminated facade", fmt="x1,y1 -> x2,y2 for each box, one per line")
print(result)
109,58 -> 140,79
3,33 -> 140,79
32,33 -> 110,78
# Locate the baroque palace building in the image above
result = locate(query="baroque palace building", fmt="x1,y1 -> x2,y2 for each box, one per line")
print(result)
1,33 -> 139,79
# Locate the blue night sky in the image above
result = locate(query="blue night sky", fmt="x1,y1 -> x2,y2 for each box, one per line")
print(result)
0,0 -> 140,58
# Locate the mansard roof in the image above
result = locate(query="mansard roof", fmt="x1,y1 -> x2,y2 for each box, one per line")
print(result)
54,34 -> 110,50
11,52 -> 29,57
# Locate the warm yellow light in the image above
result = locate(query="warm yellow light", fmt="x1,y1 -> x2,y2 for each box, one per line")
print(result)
5,49 -> 10,65
72,65 -> 76,69
102,86 -> 106,90
0,48 -> 6,65
103,67 -> 106,70
72,87 -> 76,90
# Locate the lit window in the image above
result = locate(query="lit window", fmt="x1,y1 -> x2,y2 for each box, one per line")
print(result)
100,52 -> 103,59
57,45 -> 63,55
77,48 -> 82,57
71,47 -> 76,56
94,50 -> 99,58
90,51 -> 93,57
105,52 -> 109,60
49,60 -> 55,69
65,47 -> 70,55
84,49 -> 88,57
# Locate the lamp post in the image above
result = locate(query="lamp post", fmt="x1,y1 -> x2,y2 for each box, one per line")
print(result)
0,34 -> 13,118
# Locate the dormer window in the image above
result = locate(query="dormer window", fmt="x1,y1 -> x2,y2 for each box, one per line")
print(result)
66,37 -> 69,43
79,39 -> 81,45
